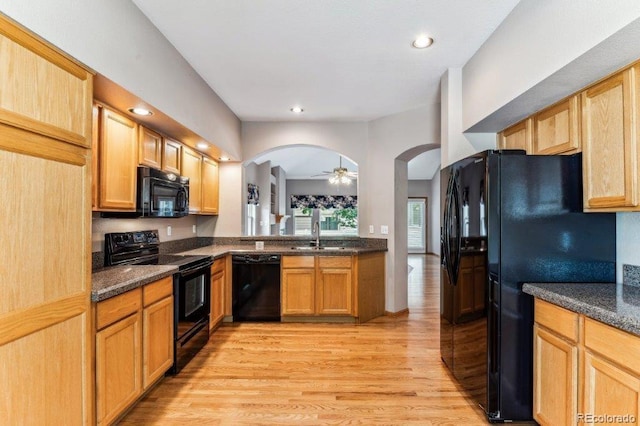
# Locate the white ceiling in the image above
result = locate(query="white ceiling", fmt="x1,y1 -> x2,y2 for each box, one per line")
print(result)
131,0 -> 517,180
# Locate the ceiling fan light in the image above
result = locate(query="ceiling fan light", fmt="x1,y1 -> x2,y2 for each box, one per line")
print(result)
329,176 -> 338,184
340,176 -> 351,185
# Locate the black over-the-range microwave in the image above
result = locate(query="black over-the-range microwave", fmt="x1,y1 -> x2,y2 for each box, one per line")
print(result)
101,166 -> 189,218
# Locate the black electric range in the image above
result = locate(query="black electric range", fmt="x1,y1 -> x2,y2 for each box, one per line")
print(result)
104,230 -> 213,374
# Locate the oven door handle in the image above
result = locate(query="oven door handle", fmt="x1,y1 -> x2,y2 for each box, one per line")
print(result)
178,260 -> 213,276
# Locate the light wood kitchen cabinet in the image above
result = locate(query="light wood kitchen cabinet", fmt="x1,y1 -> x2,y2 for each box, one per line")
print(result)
532,298 -> 640,426
316,256 -> 353,315
201,156 -> 220,215
282,256 -> 354,317
282,256 -> 316,315
162,137 -> 182,174
581,67 -> 639,211
142,276 -> 173,389
533,95 -> 580,155
210,257 -> 226,330
498,118 -> 532,152
182,146 -> 202,213
96,288 -> 143,426
533,300 -> 579,426
95,277 -> 175,425
95,104 -> 138,211
0,15 -> 93,425
583,318 -> 640,424
138,125 -> 162,169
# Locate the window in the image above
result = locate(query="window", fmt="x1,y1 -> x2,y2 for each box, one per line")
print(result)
293,207 -> 358,236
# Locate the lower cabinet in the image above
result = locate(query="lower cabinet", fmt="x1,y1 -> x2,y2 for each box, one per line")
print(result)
95,276 -> 173,426
210,257 -> 226,331
281,255 -> 354,318
533,300 -> 578,426
533,299 -> 640,426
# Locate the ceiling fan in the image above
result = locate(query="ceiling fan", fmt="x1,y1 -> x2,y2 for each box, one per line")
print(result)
312,155 -> 358,185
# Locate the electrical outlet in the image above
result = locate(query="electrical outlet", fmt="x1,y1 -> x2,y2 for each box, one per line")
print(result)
167,225 -> 172,236
369,225 -> 374,234
380,225 -> 388,235
192,225 -> 197,233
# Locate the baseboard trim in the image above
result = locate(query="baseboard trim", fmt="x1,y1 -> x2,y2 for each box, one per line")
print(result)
384,308 -> 409,317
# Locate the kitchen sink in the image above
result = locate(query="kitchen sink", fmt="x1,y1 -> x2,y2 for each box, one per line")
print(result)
290,246 -> 346,251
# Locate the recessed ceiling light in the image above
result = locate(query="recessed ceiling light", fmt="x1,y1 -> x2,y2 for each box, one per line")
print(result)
219,156 -> 230,162
128,107 -> 153,116
196,142 -> 208,150
412,35 -> 434,49
290,106 -> 304,113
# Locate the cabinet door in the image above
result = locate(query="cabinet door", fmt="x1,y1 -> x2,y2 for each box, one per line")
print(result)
181,146 -> 202,213
162,138 -> 182,174
201,156 -> 220,215
210,268 -> 225,330
282,268 -> 315,315
533,96 -> 580,155
582,68 -> 638,210
96,312 -> 142,426
143,296 -> 173,390
498,118 -> 532,152
138,125 -> 162,169
583,352 -> 640,424
533,324 -> 578,426
99,107 -> 138,210
316,268 -> 353,315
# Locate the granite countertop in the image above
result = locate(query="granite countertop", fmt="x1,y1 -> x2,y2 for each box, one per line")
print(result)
92,243 -> 387,303
92,265 -> 178,302
523,282 -> 640,337
177,243 -> 386,257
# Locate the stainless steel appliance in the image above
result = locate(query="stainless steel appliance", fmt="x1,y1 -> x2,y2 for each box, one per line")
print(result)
440,150 -> 616,422
101,166 -> 189,218
232,254 -> 281,321
104,230 -> 213,374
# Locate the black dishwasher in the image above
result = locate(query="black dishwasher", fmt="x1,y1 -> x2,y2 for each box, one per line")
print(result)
232,254 -> 281,321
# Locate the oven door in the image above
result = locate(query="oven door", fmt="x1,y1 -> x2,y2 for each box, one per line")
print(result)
175,264 -> 212,340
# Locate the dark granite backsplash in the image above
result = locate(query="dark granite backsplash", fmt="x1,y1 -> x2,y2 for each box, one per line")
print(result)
623,264 -> 640,287
92,236 -> 386,271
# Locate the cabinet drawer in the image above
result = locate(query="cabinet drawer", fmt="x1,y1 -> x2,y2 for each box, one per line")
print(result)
318,256 -> 351,268
96,288 -> 142,330
584,317 -> 640,375
535,300 -> 579,342
282,256 -> 314,268
143,276 -> 173,307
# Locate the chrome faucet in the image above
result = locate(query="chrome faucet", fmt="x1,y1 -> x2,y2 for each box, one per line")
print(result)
312,220 -> 320,248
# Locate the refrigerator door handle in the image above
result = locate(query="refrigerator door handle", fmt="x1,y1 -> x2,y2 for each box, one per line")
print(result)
443,173 -> 455,283
451,174 -> 463,285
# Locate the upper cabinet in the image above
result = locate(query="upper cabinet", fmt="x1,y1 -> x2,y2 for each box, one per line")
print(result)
498,118 -> 532,152
181,146 -> 202,213
162,138 -> 182,174
94,104 -> 138,211
201,156 -> 220,215
533,96 -> 580,155
138,125 -> 162,169
0,20 -> 92,148
581,66 -> 638,211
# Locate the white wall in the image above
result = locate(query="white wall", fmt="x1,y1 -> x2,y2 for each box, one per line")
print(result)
92,214 -> 197,252
463,0 -> 640,132
198,162 -> 243,237
0,0 -> 241,159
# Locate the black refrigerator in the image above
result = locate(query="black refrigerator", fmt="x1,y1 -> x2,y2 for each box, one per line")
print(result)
440,150 -> 616,422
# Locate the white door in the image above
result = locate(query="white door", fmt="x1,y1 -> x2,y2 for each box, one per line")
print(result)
408,198 -> 427,253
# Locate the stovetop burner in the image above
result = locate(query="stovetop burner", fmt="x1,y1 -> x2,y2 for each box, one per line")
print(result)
104,230 -> 211,271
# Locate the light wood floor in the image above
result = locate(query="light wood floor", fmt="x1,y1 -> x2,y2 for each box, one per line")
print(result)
120,255 -> 489,425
